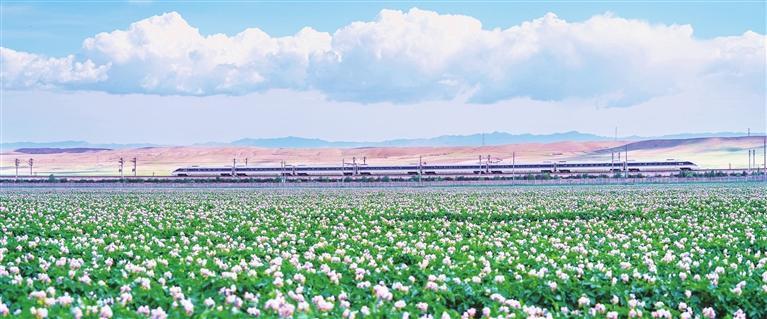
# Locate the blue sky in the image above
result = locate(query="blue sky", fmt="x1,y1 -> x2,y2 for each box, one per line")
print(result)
1,1 -> 765,144
4,2 -> 766,56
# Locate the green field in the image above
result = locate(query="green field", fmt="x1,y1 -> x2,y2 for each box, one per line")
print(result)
0,185 -> 765,318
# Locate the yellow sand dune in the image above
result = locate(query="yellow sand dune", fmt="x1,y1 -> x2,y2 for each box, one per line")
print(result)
1,137 -> 764,176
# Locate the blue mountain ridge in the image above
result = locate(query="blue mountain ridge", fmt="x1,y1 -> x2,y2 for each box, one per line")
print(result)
1,131 -> 758,150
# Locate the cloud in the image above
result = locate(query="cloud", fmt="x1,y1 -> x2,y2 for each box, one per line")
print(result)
80,12 -> 331,94
1,47 -> 110,89
1,9 -> 764,106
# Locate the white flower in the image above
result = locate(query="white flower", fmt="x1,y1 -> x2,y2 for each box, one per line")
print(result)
58,294 -> 74,306
703,307 -> 716,319
30,307 -> 48,319
180,299 -> 194,316
29,291 -> 47,301
373,284 -> 393,301
247,307 -> 260,316
0,303 -> 9,316
150,307 -> 167,319
578,295 -> 590,307
594,303 -> 606,313
548,281 -> 557,291
137,306 -> 150,315
99,305 -> 113,318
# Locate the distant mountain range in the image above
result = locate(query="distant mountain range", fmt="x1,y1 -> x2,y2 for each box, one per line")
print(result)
1,131 -> 760,150
224,131 -> 761,148
0,141 -> 157,151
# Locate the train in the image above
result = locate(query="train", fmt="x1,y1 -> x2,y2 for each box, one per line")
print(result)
171,160 -> 697,177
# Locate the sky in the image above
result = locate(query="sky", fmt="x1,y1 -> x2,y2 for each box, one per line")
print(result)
1,1 -> 765,144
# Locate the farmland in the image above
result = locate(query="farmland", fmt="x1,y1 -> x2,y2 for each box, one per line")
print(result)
0,185 -> 765,318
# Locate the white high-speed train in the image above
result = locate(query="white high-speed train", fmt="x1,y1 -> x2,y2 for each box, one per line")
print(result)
171,161 -> 697,177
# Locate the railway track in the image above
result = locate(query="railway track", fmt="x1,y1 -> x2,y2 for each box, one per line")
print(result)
0,168 -> 757,182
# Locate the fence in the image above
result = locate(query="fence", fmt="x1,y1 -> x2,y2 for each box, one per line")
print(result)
1,176 -> 764,189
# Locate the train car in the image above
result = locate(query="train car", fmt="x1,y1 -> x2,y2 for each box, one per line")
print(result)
171,167 -> 237,177
171,160 -> 697,177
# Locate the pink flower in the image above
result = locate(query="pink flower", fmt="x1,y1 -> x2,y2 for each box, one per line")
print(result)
137,306 -> 150,316
373,284 -> 393,301
0,303 -> 9,316
578,296 -> 590,307
703,307 -> 716,319
150,307 -> 167,319
30,307 -> 47,319
99,306 -> 113,318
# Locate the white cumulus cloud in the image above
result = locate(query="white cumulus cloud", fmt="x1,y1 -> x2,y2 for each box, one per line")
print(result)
80,11 -> 331,94
1,47 -> 110,89
1,9 -> 764,106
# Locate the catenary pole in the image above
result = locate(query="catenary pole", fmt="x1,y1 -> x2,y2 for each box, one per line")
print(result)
119,157 -> 124,179
512,152 -> 516,182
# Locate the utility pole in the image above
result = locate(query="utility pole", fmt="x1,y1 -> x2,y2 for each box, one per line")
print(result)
624,144 -> 628,178
353,157 -> 357,176
232,158 -> 236,177
28,158 -> 34,176
749,150 -> 756,173
14,158 -> 20,179
512,152 -> 516,182
245,158 -> 248,167
118,157 -> 124,179
418,155 -> 423,183
130,157 -> 137,177
748,150 -> 752,172
486,154 -> 491,174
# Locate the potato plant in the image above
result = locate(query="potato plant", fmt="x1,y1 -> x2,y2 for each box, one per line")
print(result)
0,185 -> 765,318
